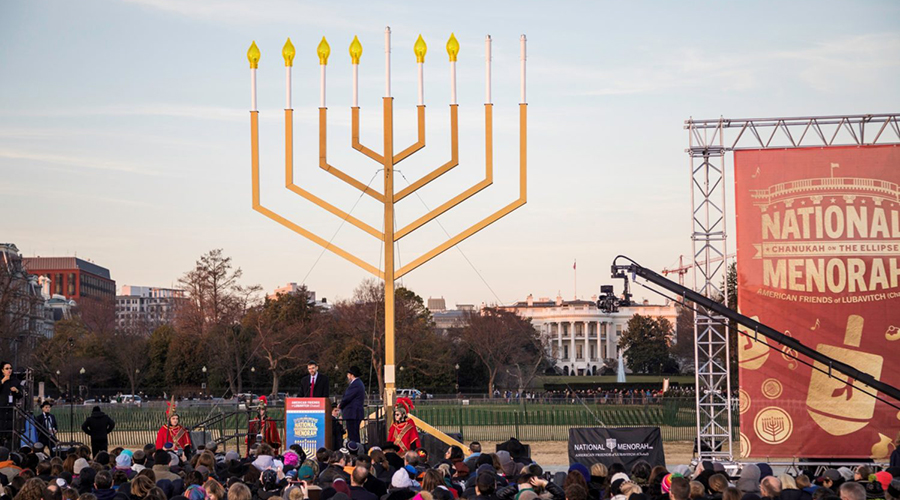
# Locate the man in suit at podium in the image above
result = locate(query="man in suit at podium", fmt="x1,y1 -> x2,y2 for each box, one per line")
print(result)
299,361 -> 329,398
339,366 -> 365,444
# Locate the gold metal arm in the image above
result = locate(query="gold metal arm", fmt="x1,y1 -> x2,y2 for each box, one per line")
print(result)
284,109 -> 384,240
251,111 -> 384,278
319,108 -> 385,202
393,105 -> 426,164
351,107 -> 385,164
394,104 -> 493,240
394,104 -> 527,279
395,105 -> 459,202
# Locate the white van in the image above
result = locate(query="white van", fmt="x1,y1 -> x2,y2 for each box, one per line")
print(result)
397,389 -> 431,400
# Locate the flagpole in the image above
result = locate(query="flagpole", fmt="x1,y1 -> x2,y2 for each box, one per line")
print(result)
574,259 -> 577,300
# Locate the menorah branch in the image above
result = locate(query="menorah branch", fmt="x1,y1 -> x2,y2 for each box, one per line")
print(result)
250,111 -> 384,278
393,105 -> 426,164
351,107 -> 385,163
284,109 -> 385,240
395,105 -> 460,202
395,104 -> 491,240
394,103 -> 527,278
319,108 -> 385,202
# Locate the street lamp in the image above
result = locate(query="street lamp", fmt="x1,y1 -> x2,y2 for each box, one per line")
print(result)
455,364 -> 460,394
202,366 -> 208,397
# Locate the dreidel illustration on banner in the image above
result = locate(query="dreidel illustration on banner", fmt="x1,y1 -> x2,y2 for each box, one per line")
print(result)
806,315 -> 884,436
738,314 -> 770,370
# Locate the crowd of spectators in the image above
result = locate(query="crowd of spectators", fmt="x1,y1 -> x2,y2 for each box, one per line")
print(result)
2,435 -> 899,500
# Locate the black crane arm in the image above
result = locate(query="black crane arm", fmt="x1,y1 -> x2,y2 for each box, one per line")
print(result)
608,256 -> 900,404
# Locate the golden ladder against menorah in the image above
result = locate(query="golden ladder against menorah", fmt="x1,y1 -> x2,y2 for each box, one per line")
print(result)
246,27 -> 527,439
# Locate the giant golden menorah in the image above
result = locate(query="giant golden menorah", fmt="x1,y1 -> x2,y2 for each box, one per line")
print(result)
246,28 -> 527,418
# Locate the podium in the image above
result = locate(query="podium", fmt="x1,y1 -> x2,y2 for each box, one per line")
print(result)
284,398 -> 332,458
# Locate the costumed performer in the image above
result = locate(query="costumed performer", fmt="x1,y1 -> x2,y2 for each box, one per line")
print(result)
247,395 -> 281,456
155,398 -> 192,454
388,397 -> 419,453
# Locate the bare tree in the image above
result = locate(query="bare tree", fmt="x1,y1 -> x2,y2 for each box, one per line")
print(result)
329,280 -> 449,398
111,315 -> 152,396
503,331 -> 549,394
456,308 -> 545,397
176,249 -> 261,395
248,287 -> 323,396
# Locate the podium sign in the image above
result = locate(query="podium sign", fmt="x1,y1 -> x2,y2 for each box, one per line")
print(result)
284,398 -> 332,457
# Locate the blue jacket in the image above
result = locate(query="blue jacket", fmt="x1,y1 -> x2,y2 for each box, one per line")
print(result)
339,378 -> 365,420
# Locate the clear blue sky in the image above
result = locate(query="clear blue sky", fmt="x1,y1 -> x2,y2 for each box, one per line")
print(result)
2,0 -> 899,306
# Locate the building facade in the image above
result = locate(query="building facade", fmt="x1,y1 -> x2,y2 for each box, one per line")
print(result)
431,303 -> 476,333
502,294 -> 677,376
1,243 -> 54,344
116,285 -> 187,332
22,256 -> 115,301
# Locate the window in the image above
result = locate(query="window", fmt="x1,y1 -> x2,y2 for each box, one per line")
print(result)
55,274 -> 63,295
576,344 -> 583,360
68,273 -> 76,296
590,344 -> 596,360
563,345 -> 569,360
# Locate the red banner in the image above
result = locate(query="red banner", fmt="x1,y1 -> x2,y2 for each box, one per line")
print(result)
734,145 -> 900,459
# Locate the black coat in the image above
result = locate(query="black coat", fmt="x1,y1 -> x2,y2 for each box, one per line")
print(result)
35,411 -> 59,443
339,378 -> 365,420
300,374 -> 330,398
81,407 -> 115,453
0,378 -> 23,406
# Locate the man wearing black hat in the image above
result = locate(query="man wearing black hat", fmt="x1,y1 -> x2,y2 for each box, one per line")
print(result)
339,366 -> 365,444
35,401 -> 58,455
300,361 -> 329,398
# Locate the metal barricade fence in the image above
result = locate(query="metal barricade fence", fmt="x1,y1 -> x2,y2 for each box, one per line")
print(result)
48,398 -> 739,447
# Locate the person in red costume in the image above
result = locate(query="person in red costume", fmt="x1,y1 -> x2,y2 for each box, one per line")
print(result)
247,396 -> 281,456
388,397 -> 419,453
156,399 -> 192,454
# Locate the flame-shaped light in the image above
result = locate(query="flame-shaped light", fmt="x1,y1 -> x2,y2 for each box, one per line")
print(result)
349,35 -> 363,64
414,34 -> 427,63
282,38 -> 295,67
446,33 -> 459,62
317,37 -> 331,65
247,41 -> 260,69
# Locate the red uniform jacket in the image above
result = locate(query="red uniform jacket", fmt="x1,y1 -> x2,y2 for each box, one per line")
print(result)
155,425 -> 191,451
247,416 -> 281,456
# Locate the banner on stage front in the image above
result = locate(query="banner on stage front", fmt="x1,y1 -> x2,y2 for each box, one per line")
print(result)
284,398 -> 329,458
734,145 -> 900,459
568,427 -> 665,469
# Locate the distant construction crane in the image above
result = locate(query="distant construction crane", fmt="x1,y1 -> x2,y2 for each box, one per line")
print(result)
662,253 -> 736,286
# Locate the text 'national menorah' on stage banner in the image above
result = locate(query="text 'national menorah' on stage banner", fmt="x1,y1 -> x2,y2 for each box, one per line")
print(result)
734,144 -> 900,459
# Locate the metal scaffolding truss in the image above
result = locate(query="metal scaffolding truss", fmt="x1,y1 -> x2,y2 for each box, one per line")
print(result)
684,113 -> 900,461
